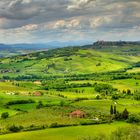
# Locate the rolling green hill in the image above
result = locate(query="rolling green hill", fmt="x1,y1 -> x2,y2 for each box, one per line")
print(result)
0,42 -> 140,139
0,43 -> 140,79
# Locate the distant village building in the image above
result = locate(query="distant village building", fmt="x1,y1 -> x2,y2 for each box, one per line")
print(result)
33,91 -> 42,96
6,92 -> 15,95
34,81 -> 42,85
69,110 -> 86,118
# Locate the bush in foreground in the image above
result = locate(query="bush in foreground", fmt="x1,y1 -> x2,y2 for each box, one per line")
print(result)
127,114 -> 140,123
110,126 -> 140,140
79,126 -> 140,140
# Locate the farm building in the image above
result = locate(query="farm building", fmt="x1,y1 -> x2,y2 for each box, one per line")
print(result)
69,110 -> 86,118
34,81 -> 42,85
33,91 -> 42,96
6,92 -> 15,95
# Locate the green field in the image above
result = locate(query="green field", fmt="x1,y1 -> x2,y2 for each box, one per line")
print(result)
0,44 -> 140,139
0,122 -> 131,140
127,67 -> 140,73
0,46 -> 140,78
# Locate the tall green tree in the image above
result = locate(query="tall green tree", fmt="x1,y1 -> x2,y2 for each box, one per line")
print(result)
122,108 -> 129,119
110,105 -> 114,115
114,105 -> 117,114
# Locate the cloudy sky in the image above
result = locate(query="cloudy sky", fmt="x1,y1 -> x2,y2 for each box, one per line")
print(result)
0,0 -> 140,44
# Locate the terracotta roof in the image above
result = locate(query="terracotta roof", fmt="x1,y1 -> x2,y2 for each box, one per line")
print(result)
70,110 -> 85,115
33,92 -> 42,96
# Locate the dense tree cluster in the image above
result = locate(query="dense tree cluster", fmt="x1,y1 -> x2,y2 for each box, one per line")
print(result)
6,99 -> 35,106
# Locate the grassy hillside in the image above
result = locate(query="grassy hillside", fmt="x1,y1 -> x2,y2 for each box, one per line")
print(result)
0,43 -> 140,140
0,122 -> 130,140
0,44 -> 140,79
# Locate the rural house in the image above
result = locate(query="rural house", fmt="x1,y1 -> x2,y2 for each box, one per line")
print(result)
33,91 -> 42,96
69,110 -> 86,118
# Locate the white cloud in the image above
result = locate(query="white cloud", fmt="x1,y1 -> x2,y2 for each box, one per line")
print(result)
52,19 -> 80,29
90,16 -> 112,28
17,24 -> 38,31
67,0 -> 96,10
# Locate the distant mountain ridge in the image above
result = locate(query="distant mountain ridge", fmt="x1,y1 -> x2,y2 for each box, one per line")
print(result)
0,41 -> 140,58
0,40 -> 91,50
0,40 -> 92,58
0,44 -> 49,50
0,44 -> 50,58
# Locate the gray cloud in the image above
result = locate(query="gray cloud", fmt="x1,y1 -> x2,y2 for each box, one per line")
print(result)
0,0 -> 45,20
0,0 -> 140,43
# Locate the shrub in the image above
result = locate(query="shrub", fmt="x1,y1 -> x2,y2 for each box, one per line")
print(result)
127,114 -> 140,123
8,125 -> 23,132
96,63 -> 101,66
94,83 -> 114,94
6,99 -> 35,106
74,97 -> 88,102
95,95 -> 101,100
127,89 -> 131,95
111,93 -> 120,100
122,108 -> 129,120
114,109 -> 129,120
1,112 -> 9,119
36,101 -> 44,109
134,93 -> 140,100
49,122 -> 58,128
80,120 -> 99,125
60,100 -> 65,106
24,124 -> 47,131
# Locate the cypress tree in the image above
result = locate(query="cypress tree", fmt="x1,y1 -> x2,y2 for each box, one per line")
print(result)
110,105 -> 114,115
122,108 -> 129,119
114,105 -> 117,114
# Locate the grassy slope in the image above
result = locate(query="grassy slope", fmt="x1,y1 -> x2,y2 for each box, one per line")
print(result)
0,46 -> 140,77
0,122 -> 130,140
73,99 -> 140,115
68,78 -> 140,92
0,45 -> 139,139
127,67 -> 140,73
